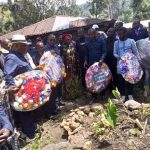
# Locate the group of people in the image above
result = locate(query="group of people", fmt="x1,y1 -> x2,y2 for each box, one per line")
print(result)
0,18 -> 150,149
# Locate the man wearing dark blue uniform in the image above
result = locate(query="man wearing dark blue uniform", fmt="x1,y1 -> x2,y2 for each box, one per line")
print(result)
85,28 -> 107,102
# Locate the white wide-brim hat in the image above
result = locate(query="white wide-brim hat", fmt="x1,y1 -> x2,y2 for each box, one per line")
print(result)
11,34 -> 29,45
92,24 -> 99,29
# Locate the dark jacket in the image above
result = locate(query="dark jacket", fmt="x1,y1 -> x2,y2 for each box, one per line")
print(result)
76,36 -> 88,65
45,43 -> 60,55
128,28 -> 148,41
29,48 -> 42,66
85,38 -> 107,66
105,37 -> 117,66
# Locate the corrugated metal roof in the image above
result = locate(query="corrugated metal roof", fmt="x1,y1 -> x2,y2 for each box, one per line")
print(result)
0,16 -> 83,39
0,16 -> 115,39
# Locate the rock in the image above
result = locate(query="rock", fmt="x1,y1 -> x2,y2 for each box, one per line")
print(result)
68,131 -> 88,149
125,100 -> 142,110
75,117 -> 84,124
77,110 -> 85,116
64,126 -> 71,132
69,112 -> 76,117
83,106 -> 91,115
42,142 -> 72,150
66,118 -> 72,122
69,122 -> 80,130
83,141 -> 92,150
69,126 -> 82,135
89,112 -> 95,118
60,120 -> 66,127
74,108 -> 80,112
91,103 -> 104,112
111,99 -> 123,105
79,106 -> 85,111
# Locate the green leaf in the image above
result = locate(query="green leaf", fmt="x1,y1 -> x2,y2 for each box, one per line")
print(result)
105,98 -> 119,128
112,88 -> 121,99
96,128 -> 105,135
130,128 -> 140,136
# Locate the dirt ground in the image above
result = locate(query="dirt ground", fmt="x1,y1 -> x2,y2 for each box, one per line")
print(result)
21,90 -> 150,150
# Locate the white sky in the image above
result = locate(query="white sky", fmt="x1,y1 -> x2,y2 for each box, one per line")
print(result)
0,0 -> 88,5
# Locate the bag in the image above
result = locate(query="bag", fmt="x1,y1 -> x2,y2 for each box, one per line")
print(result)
118,53 -> 143,84
85,62 -> 112,93
40,51 -> 66,87
12,70 -> 51,111
136,39 -> 150,68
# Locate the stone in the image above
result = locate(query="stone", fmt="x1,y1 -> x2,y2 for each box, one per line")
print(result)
83,141 -> 92,150
83,106 -> 91,115
69,126 -> 82,135
69,122 -> 80,130
79,106 -> 85,111
66,118 -> 72,122
69,112 -> 76,117
42,142 -> 72,150
74,108 -> 80,112
63,125 -> 71,132
111,99 -> 123,105
91,103 -> 104,112
75,117 -> 84,124
60,120 -> 68,127
89,112 -> 95,118
77,110 -> 85,116
125,100 -> 142,110
69,133 -> 86,148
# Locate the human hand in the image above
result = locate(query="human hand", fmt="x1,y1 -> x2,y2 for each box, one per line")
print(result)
99,60 -> 103,67
84,61 -> 88,68
50,50 -> 57,55
0,128 -> 10,144
34,65 -> 44,70
7,86 -> 20,99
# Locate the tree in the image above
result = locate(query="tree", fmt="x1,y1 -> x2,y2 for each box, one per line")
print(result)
88,0 -> 121,19
0,0 -> 84,33
57,5 -> 83,17
0,5 -> 14,34
131,0 -> 150,20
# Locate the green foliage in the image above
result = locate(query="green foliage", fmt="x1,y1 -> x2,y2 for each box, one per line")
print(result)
57,4 -> 83,17
65,75 -> 84,100
91,98 -> 119,137
91,121 -> 105,135
118,9 -> 133,23
105,98 -> 119,128
112,88 -> 121,100
130,128 -> 140,136
131,0 -> 150,19
0,6 -> 14,34
0,0 -> 84,34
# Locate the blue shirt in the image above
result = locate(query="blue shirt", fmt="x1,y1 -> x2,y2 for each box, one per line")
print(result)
113,38 -> 141,60
45,44 -> 60,55
4,51 -> 32,87
128,28 -> 148,41
0,104 -> 13,132
85,38 -> 107,66
114,38 -> 141,74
